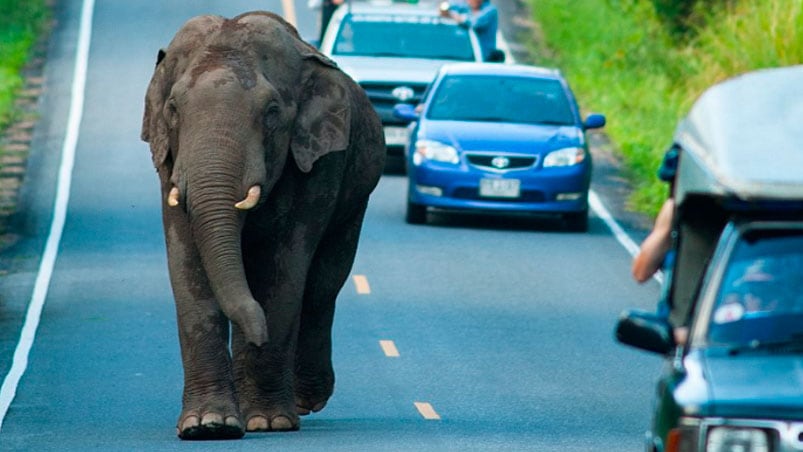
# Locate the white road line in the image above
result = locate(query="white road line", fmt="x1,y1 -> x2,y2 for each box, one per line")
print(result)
353,274 -> 371,294
0,0 -> 94,430
414,402 -> 441,420
588,191 -> 663,285
281,0 -> 298,27
379,340 -> 400,357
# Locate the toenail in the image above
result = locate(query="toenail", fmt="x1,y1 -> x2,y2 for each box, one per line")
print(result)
246,415 -> 269,431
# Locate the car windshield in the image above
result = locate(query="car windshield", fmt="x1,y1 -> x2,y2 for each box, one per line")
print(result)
333,14 -> 475,61
707,229 -> 803,349
426,75 -> 576,125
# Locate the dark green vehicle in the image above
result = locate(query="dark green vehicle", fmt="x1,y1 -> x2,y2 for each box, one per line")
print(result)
616,65 -> 803,452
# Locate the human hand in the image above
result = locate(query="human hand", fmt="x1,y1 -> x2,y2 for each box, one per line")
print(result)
438,1 -> 451,17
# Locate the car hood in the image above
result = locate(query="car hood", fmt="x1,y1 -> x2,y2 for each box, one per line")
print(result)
697,350 -> 803,419
420,120 -> 584,153
329,56 -> 462,84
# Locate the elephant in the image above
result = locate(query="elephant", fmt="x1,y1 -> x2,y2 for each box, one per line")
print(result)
140,11 -> 385,440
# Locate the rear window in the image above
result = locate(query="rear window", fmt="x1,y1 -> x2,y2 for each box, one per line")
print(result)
333,14 -> 476,61
426,74 -> 576,125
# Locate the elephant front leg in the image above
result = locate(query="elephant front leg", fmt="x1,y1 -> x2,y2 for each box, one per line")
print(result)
232,330 -> 301,432
232,244 -> 306,432
164,209 -> 244,440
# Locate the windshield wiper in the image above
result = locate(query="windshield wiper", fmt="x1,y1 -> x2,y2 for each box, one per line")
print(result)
425,55 -> 466,60
460,116 -> 508,122
535,119 -> 571,126
727,333 -> 803,355
361,52 -> 412,58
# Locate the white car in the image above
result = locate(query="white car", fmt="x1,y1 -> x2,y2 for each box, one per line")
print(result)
319,0 -> 485,159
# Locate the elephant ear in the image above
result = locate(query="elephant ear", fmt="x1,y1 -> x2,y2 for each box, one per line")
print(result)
141,49 -> 170,169
291,52 -> 351,173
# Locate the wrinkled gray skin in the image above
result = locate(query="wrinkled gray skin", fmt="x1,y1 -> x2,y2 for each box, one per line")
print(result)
141,11 -> 384,440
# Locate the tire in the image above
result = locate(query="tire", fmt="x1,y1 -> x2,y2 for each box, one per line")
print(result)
406,200 -> 427,224
564,209 -> 588,232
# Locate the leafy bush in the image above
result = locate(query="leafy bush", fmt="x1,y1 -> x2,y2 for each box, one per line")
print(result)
531,0 -> 803,216
0,0 -> 50,129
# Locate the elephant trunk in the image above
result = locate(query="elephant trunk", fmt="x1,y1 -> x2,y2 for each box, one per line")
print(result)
186,150 -> 268,347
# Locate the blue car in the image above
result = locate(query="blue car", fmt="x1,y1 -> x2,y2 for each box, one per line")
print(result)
393,63 -> 605,231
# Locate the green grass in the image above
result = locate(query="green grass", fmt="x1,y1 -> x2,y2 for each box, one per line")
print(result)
529,0 -> 803,216
0,0 -> 50,129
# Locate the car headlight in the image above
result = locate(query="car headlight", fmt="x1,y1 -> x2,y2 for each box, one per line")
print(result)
705,426 -> 769,452
413,140 -> 459,165
543,147 -> 586,167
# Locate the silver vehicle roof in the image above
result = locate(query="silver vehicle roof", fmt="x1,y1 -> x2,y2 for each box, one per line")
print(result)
674,65 -> 803,204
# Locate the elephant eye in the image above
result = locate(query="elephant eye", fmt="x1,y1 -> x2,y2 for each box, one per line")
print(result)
165,98 -> 179,127
263,103 -> 281,128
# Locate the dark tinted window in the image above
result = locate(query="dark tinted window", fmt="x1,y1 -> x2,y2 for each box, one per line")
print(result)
426,75 -> 576,125
708,230 -> 803,345
333,15 -> 475,61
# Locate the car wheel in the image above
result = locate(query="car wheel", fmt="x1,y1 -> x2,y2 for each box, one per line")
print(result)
564,209 -> 588,232
406,200 -> 427,224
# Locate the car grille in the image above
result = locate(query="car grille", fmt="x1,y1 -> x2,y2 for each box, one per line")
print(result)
452,187 -> 546,202
466,154 -> 538,171
359,82 -> 429,124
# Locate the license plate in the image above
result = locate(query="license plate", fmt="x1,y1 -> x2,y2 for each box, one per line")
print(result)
479,178 -> 521,198
383,126 -> 409,146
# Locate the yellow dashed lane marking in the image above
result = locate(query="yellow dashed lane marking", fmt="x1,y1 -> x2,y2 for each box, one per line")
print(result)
379,340 -> 399,357
353,275 -> 371,294
414,402 -> 441,420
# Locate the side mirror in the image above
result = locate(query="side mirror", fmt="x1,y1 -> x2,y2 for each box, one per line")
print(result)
614,309 -> 674,355
393,103 -> 420,121
583,113 -> 606,130
486,49 -> 506,63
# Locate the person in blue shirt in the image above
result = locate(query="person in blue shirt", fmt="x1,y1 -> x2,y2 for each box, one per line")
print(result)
440,0 -> 499,61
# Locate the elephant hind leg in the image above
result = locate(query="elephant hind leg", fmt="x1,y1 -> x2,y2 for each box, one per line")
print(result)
244,413 -> 299,432
294,201 -> 369,415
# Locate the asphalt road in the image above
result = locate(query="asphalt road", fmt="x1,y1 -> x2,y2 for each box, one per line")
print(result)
0,0 -> 663,450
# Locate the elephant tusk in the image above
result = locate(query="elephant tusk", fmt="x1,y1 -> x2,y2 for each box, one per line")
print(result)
167,186 -> 180,207
235,185 -> 261,210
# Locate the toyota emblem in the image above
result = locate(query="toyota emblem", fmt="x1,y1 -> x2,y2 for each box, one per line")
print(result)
491,156 -> 510,169
391,86 -> 415,102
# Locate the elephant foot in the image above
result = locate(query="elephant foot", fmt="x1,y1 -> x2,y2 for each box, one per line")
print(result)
295,397 -> 328,416
177,412 -> 244,440
244,412 -> 299,432
294,375 -> 333,416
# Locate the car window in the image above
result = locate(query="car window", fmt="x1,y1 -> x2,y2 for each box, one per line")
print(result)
333,14 -> 476,61
426,75 -> 576,125
708,229 -> 803,345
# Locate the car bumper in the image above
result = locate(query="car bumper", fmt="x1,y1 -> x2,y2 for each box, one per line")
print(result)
408,162 -> 590,214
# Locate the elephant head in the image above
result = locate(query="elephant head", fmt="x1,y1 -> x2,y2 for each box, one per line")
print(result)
141,12 -> 351,347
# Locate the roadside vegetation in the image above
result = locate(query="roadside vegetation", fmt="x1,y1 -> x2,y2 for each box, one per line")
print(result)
0,0 -> 50,130
530,0 -> 803,216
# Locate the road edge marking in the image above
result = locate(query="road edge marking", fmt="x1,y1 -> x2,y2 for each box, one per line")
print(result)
0,0 -> 93,430
588,190 -> 664,285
